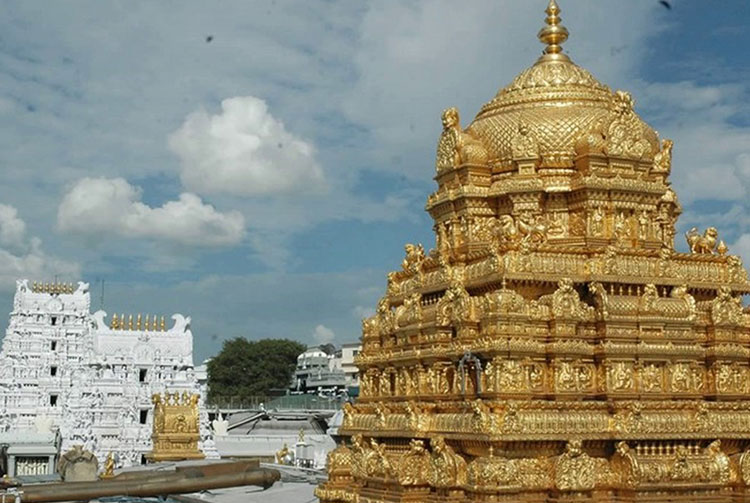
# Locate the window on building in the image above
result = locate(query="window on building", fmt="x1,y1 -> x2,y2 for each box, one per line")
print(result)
50,341 -> 57,351
139,369 -> 147,382
140,409 -> 148,425
353,350 -> 359,357
50,316 -> 57,326
50,366 -> 57,377
49,395 -> 58,407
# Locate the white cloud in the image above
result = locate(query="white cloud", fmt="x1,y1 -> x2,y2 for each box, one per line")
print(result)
0,0 -> 665,272
633,80 -> 750,204
57,177 -> 245,247
0,204 -> 27,253
0,238 -> 80,291
736,153 -> 750,181
0,205 -> 79,292
169,96 -> 326,196
731,234 -> 750,269
312,324 -> 336,344
352,305 -> 375,320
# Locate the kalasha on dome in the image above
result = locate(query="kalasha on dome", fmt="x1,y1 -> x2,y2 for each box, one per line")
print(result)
317,2 -> 750,502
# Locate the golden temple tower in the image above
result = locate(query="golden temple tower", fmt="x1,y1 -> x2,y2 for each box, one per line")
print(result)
317,2 -> 750,502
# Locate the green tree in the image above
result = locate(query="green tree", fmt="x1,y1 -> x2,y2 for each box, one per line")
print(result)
207,337 -> 306,403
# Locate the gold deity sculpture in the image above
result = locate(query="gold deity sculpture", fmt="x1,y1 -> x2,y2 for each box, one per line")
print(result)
146,392 -> 204,462
100,452 -> 115,479
317,2 -> 750,502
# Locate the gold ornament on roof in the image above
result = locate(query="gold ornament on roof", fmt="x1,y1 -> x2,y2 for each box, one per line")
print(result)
537,0 -> 568,61
318,2 -> 750,503
109,313 -> 167,331
275,443 -> 291,464
685,226 -> 719,254
653,138 -> 673,174
30,281 -> 74,294
435,107 -> 488,173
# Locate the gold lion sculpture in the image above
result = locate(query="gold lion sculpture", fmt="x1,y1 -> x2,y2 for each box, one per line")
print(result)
435,107 -> 488,173
685,227 -> 718,254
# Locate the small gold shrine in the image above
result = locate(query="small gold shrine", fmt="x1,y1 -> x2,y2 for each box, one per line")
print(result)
317,2 -> 750,502
146,392 -> 204,462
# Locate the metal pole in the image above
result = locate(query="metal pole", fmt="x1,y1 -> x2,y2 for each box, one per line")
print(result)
13,467 -> 279,503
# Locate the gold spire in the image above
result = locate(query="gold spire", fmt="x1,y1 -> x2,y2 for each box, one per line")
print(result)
537,0 -> 570,62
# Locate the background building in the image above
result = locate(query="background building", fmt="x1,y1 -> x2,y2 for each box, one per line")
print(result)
340,343 -> 360,396
292,343 -> 361,396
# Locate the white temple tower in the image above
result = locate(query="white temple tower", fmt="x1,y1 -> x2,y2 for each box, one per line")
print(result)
0,279 -> 216,467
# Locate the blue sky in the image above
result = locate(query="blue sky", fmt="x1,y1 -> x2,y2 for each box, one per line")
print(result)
0,0 -> 748,361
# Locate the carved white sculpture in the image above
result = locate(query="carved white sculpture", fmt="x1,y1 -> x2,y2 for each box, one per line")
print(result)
212,415 -> 229,436
0,280 -> 218,467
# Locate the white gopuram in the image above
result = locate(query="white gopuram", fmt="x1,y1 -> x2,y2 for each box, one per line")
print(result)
0,279 -> 217,468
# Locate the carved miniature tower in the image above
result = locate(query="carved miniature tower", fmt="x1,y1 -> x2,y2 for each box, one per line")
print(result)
317,2 -> 750,502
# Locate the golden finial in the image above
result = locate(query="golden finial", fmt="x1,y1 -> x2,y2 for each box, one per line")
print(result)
160,316 -> 166,331
128,314 -> 133,330
717,240 -> 728,256
144,314 -> 150,331
111,313 -> 119,330
136,313 -> 142,330
537,0 -> 570,62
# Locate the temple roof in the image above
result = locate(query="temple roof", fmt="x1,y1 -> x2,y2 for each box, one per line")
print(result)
466,0 -> 658,166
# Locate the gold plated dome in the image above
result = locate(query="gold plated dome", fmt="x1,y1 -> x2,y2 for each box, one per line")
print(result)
467,0 -> 657,166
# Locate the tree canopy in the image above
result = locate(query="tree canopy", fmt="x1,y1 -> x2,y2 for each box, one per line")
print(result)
206,337 -> 306,402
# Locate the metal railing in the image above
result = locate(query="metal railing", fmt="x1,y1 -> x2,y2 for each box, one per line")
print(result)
206,394 -> 344,411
